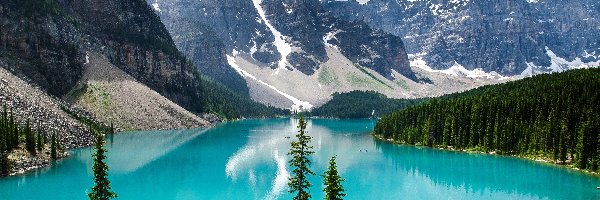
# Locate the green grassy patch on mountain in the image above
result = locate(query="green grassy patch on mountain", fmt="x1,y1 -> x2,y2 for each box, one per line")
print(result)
353,64 -> 392,89
318,66 -> 340,86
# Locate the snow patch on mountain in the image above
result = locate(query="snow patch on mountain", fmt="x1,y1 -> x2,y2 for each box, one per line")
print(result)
545,47 -> 599,72
409,54 -> 507,80
151,2 -> 161,12
323,30 -> 342,48
85,52 -> 90,65
356,0 -> 371,5
520,48 -> 599,76
521,62 -> 539,77
252,0 -> 293,72
227,55 -> 313,111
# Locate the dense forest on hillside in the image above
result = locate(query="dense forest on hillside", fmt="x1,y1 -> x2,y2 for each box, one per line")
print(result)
194,73 -> 290,118
310,91 -> 423,118
374,68 -> 600,171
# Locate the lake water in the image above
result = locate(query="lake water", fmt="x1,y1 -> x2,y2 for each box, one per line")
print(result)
1,118 -> 599,200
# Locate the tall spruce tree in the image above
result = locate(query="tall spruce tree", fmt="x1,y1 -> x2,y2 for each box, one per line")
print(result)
288,115 -> 315,200
24,120 -> 36,156
9,111 -> 18,150
0,149 -> 8,176
88,132 -> 117,200
0,130 -> 9,176
50,132 -> 57,160
323,156 -> 345,200
36,127 -> 43,152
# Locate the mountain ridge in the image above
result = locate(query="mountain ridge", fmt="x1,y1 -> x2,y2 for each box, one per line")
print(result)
323,0 -> 600,76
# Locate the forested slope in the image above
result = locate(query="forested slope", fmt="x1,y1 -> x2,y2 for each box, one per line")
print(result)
374,68 -> 600,171
309,91 -> 422,118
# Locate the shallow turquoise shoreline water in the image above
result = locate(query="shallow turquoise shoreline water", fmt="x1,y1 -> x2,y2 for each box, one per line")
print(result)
1,118 -> 599,199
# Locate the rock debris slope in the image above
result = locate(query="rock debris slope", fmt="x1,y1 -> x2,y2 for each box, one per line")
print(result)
0,66 -> 93,148
67,52 -> 210,131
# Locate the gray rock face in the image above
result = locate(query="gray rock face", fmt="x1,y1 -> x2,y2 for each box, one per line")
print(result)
150,0 -> 420,82
151,1 -> 251,95
0,4 -> 85,97
322,0 -> 600,75
0,0 -> 209,114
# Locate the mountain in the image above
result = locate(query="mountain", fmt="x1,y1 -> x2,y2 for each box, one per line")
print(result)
153,0 -> 417,79
0,0 -> 286,123
323,0 -> 600,76
151,0 -> 474,110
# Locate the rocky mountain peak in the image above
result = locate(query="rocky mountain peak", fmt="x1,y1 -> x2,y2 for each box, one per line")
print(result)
323,0 -> 600,76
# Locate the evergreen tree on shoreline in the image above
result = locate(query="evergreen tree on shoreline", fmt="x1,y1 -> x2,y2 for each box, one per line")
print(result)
0,129 -> 9,176
288,115 -> 315,200
24,119 -> 36,156
88,132 -> 117,200
0,149 -> 9,176
323,156 -> 345,200
8,109 -> 17,150
50,132 -> 57,160
36,126 -> 43,152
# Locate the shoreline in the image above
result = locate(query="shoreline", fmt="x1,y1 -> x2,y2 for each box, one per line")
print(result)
372,134 -> 600,178
5,146 -> 71,177
3,124 -> 216,178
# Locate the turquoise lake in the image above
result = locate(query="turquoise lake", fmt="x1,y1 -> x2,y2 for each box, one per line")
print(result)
1,118 -> 599,199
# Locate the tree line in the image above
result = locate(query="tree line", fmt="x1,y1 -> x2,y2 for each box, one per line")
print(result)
0,105 -> 60,176
194,73 -> 291,119
310,91 -> 423,118
374,68 -> 600,171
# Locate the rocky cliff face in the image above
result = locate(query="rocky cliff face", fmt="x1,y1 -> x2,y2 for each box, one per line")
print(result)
0,1 -> 85,97
1,0 -> 284,118
150,0 -> 426,110
156,16 -> 250,96
0,0 -> 202,111
154,0 -> 416,80
323,0 -> 600,75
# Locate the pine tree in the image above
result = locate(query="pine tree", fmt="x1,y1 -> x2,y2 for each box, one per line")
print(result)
559,118 -> 569,163
422,117 -> 431,146
110,123 -> 114,134
42,133 -> 48,145
9,111 -> 18,150
0,149 -> 9,176
0,105 -> 5,148
0,129 -> 9,176
443,116 -> 452,146
323,156 -> 345,200
288,115 -> 315,200
24,120 -> 36,156
50,132 -> 57,160
88,132 -> 117,200
36,127 -> 43,152
469,102 -> 481,147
